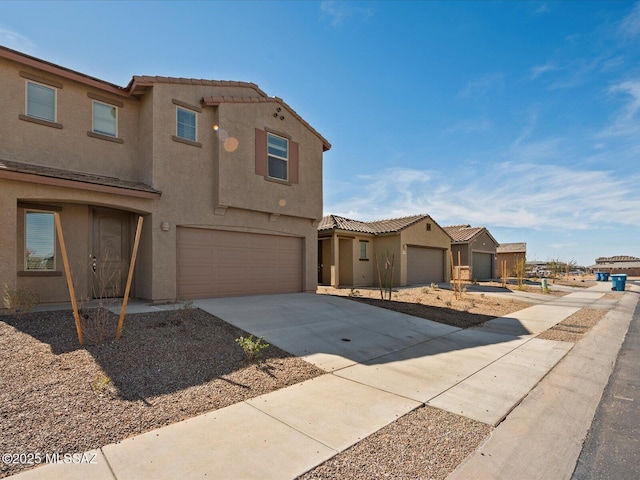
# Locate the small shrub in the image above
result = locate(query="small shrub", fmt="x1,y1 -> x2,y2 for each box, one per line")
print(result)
236,334 -> 270,361
348,288 -> 360,297
2,286 -> 38,317
480,293 -> 485,298
430,283 -> 438,290
445,300 -> 452,307
421,287 -> 429,294
436,295 -> 441,300
91,374 -> 112,393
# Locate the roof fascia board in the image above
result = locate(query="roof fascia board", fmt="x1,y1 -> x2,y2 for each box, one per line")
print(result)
0,169 -> 161,199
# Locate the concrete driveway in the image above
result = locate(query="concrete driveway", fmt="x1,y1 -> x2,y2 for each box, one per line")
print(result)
194,291 -> 588,426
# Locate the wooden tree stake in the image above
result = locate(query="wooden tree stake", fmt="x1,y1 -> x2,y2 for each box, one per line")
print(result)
54,213 -> 84,346
116,215 -> 144,340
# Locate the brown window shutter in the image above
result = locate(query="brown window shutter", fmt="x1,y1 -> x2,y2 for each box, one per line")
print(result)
289,140 -> 299,184
255,128 -> 267,176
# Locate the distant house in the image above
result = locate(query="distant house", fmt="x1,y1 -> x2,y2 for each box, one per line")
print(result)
443,225 -> 499,281
588,256 -> 640,276
318,214 -> 452,287
496,242 -> 527,277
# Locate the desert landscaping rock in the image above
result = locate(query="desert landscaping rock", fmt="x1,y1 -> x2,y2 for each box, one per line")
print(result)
0,308 -> 323,478
318,285 -> 532,329
298,405 -> 492,480
537,308 -> 607,343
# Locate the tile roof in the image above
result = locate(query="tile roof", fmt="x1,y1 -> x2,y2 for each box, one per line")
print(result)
442,224 -> 486,243
0,159 -> 161,197
497,242 -> 527,254
595,255 -> 640,263
318,214 -> 431,235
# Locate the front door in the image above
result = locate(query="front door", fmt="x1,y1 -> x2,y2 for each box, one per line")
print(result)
91,208 -> 131,298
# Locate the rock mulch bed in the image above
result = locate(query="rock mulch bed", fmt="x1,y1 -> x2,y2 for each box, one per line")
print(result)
0,308 -> 323,478
298,405 -> 492,480
537,308 -> 607,343
319,285 -> 532,329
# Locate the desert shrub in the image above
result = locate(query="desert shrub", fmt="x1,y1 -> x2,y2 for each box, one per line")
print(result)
2,286 -> 38,317
236,334 -> 269,361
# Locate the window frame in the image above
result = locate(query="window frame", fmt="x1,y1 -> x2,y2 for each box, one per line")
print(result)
25,80 -> 57,123
176,106 -> 197,142
24,210 -> 56,272
92,100 -> 118,138
267,132 -> 289,181
359,240 -> 369,261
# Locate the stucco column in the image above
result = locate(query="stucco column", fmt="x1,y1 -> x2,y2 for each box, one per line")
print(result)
330,233 -> 339,287
0,195 -> 17,292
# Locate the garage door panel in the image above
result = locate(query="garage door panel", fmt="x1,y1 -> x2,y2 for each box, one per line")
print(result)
472,253 -> 492,280
407,247 -> 444,285
177,228 -> 303,298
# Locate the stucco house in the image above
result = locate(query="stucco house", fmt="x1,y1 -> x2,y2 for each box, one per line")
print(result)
318,214 -> 451,287
0,46 -> 330,303
496,242 -> 527,277
443,224 -> 499,281
588,256 -> 640,276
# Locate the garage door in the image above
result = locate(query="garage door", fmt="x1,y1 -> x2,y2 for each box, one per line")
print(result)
472,252 -> 493,280
407,246 -> 444,285
176,228 -> 303,298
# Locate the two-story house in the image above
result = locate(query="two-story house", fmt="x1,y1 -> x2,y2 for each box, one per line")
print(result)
0,46 -> 330,303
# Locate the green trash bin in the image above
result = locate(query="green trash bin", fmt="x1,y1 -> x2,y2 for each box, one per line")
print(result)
611,274 -> 627,291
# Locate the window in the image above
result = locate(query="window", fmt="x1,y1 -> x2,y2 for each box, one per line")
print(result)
359,241 -> 368,260
92,101 -> 117,137
25,211 -> 55,271
26,81 -> 56,122
267,132 -> 288,180
176,107 -> 196,142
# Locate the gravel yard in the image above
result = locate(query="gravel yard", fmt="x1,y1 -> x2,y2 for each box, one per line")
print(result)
0,308 -> 323,478
299,405 -> 492,480
537,308 -> 608,343
1,285 -> 614,479
318,285 -> 533,328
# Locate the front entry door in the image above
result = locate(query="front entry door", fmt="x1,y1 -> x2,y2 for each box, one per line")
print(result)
91,208 -> 131,298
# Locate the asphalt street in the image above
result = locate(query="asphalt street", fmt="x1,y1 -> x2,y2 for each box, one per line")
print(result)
572,281 -> 640,479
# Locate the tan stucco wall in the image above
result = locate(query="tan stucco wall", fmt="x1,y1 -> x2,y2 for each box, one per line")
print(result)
0,57 -> 142,182
1,179 -> 155,303
1,60 -> 326,303
399,218 -> 451,284
497,252 -> 526,277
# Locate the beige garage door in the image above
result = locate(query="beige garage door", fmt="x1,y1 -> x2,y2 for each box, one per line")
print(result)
472,252 -> 493,280
176,228 -> 303,298
407,246 -> 444,285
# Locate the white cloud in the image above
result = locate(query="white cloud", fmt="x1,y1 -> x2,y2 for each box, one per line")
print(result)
0,26 -> 36,52
320,1 -> 375,28
601,80 -> 640,137
458,72 -> 504,98
619,1 -> 640,38
530,63 -> 557,80
324,163 -> 640,231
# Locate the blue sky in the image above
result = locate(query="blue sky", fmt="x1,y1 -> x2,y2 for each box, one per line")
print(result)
2,1 -> 639,266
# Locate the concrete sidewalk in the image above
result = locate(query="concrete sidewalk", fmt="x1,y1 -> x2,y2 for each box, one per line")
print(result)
9,285 -> 633,480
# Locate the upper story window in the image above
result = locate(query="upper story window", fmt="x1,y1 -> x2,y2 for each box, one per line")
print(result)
176,107 -> 197,142
26,81 -> 56,122
92,101 -> 117,137
267,132 -> 289,181
25,211 -> 56,271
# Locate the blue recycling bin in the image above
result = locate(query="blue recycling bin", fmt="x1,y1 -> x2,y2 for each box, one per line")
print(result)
602,272 -> 610,281
595,272 -> 602,281
611,274 -> 627,291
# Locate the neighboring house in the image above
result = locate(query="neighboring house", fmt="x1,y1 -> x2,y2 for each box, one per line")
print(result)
317,214 -> 451,287
496,242 -> 527,277
0,46 -> 330,303
588,256 -> 640,276
443,224 -> 499,281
